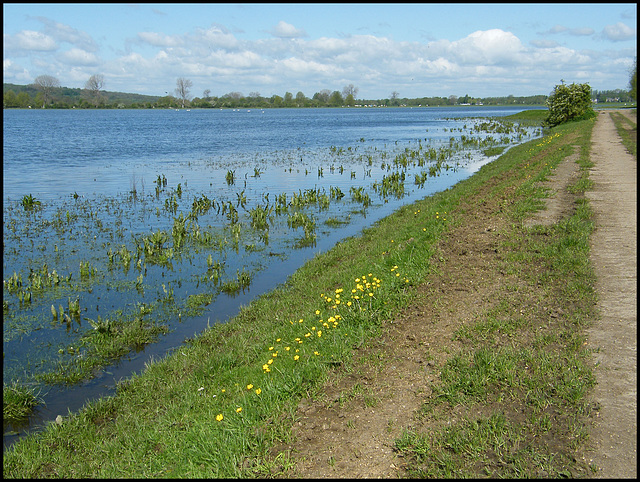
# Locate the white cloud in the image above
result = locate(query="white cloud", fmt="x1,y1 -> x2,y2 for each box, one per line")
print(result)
438,29 -> 525,66
192,24 -> 239,50
3,59 -> 31,83
138,32 -> 184,48
545,24 -> 595,37
4,30 -> 58,53
269,21 -> 307,39
59,48 -> 100,66
601,22 -> 636,41
33,16 -> 98,52
530,39 -> 559,49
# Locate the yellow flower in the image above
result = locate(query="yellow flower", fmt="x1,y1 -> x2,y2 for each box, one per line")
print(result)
255,388 -> 262,395
263,364 -> 269,371
267,359 -> 273,365
294,355 -> 300,361
269,346 -> 274,351
247,384 -> 253,390
315,310 -> 320,315
314,351 -> 319,356
276,338 -> 281,342
317,331 -> 322,337
285,346 -> 290,351
221,389 -> 226,393
216,414 -> 223,422
236,407 -> 242,413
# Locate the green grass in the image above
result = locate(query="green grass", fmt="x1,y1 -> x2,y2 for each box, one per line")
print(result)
3,382 -> 44,425
394,117 -> 598,477
609,109 -> 637,158
3,116 -> 600,477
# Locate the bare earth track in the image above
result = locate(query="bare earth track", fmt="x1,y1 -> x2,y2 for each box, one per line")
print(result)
584,110 -> 637,478
273,110 -> 636,478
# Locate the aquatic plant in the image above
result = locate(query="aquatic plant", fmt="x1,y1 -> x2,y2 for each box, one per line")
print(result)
226,170 -> 235,185
21,194 -> 41,211
349,186 -> 372,207
248,204 -> 273,231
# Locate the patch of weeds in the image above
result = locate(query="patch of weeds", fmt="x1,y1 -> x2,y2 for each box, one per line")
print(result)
3,382 -> 44,424
21,194 -> 42,211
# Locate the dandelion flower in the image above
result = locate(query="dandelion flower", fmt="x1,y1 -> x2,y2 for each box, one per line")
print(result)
216,414 -> 223,422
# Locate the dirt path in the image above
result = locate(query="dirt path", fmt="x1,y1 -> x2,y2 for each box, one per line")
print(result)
275,111 -> 636,478
584,110 -> 637,478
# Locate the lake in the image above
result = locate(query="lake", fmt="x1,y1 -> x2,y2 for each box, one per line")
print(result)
2,106 -> 543,447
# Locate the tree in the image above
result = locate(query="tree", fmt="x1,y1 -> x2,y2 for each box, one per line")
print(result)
544,81 -> 595,127
84,74 -> 105,107
313,89 -> 332,105
344,93 -> 355,106
16,91 -> 32,108
3,90 -> 18,108
295,91 -> 307,106
203,89 -> 211,100
330,90 -> 343,106
175,77 -> 193,108
390,91 -> 400,106
32,74 -> 60,108
342,84 -> 359,99
629,57 -> 637,101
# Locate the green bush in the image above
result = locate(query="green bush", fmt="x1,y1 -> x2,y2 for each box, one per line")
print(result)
544,82 -> 596,127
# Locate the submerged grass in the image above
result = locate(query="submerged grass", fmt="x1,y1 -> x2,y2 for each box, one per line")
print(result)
3,115 -> 600,478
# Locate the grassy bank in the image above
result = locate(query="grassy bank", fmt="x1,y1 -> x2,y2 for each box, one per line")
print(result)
4,112 -> 600,477
393,115 -> 599,477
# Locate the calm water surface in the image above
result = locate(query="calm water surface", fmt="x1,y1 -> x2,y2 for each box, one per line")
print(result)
3,106 -> 542,448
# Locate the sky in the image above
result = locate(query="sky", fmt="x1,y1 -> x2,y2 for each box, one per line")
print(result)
3,3 -> 637,100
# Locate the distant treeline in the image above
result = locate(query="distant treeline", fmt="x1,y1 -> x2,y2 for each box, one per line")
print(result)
2,82 -> 634,109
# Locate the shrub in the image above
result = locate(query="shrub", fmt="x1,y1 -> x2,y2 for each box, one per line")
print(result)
544,82 -> 596,127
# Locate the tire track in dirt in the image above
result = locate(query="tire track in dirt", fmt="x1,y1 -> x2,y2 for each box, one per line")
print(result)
585,110 -> 637,478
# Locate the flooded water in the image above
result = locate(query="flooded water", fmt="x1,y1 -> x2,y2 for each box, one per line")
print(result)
3,106 -> 543,448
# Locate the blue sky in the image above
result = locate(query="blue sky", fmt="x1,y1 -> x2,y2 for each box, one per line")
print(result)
3,3 -> 637,99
